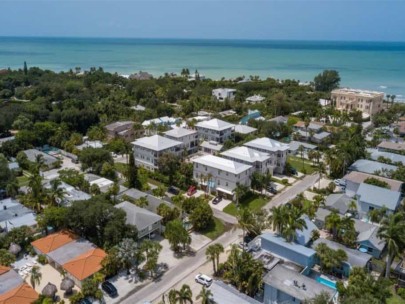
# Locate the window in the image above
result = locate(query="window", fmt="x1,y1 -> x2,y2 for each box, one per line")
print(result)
369,206 -> 375,211
226,182 -> 228,186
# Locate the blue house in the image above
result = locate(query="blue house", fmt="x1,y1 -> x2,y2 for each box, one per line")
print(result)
312,238 -> 371,278
356,183 -> 402,219
261,233 -> 316,269
295,216 -> 319,246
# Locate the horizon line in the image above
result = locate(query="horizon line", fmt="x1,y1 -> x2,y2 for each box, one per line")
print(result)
1,35 -> 405,44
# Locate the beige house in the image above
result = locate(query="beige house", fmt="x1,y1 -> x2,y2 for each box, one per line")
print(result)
332,88 -> 384,117
105,121 -> 141,142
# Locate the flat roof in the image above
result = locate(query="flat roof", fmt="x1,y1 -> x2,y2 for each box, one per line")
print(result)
132,135 -> 182,151
332,88 -> 384,98
196,118 -> 235,131
356,183 -> 401,210
47,238 -> 97,266
23,149 -> 58,165
377,141 -> 405,151
289,141 -> 317,151
211,281 -> 262,304
264,264 -> 336,301
343,171 -> 402,192
193,155 -> 252,174
367,148 -> 405,165
164,127 -> 197,138
348,159 -> 397,175
220,146 -> 270,163
244,137 -> 290,152
105,121 -> 133,131
200,141 -> 223,151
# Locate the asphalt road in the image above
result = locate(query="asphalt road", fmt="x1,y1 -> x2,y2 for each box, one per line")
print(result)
120,228 -> 242,304
264,174 -> 319,210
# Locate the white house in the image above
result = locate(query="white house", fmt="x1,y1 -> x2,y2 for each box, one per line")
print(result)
132,135 -> 183,171
163,127 -> 199,154
220,146 -> 273,175
244,137 -> 290,174
192,155 -> 254,198
196,118 -> 235,144
212,88 -> 236,101
246,94 -> 265,103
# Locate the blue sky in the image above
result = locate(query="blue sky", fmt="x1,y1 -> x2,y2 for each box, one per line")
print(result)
1,0 -> 405,41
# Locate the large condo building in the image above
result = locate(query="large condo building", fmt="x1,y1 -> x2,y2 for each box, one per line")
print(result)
332,88 -> 384,117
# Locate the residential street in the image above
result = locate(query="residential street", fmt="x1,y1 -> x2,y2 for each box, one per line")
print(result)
264,174 -> 319,210
119,227 -> 242,304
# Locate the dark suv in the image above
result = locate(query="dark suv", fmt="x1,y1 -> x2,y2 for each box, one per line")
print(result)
102,281 -> 118,297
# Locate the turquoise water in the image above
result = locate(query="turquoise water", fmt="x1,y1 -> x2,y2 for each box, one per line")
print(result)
1,37 -> 405,98
316,276 -> 337,290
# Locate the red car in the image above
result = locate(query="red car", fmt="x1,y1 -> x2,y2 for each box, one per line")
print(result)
187,185 -> 197,196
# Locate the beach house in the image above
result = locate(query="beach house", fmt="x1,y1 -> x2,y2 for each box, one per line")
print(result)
212,88 -> 236,101
163,127 -> 199,154
105,121 -> 139,142
348,159 -> 397,176
243,137 -> 289,174
192,154 -> 254,198
132,135 -> 183,171
0,266 -> 38,304
195,118 -> 235,144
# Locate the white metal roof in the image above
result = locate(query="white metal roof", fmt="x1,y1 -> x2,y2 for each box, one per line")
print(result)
244,137 -> 289,152
221,146 -> 270,163
164,127 -> 197,138
234,125 -> 257,134
132,135 -> 182,151
193,154 -> 252,174
196,118 -> 235,131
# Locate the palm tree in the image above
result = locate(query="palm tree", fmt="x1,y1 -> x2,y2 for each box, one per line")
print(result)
176,284 -> 193,304
205,245 -> 217,274
6,181 -> 19,198
168,289 -> 178,304
197,287 -> 214,304
268,205 -> 287,234
316,162 -> 325,189
283,206 -> 307,242
348,200 -> 357,214
30,266 -> 42,289
234,183 -> 248,206
325,211 -> 341,239
236,208 -> 253,246
47,179 -> 66,205
213,244 -> 224,274
298,145 -> 305,169
377,212 -> 405,278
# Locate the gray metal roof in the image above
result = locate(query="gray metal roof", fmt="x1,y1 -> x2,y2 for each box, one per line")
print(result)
118,188 -> 173,213
23,149 -> 58,166
343,171 -> 402,192
268,116 -> 288,124
196,118 -> 235,131
261,233 -> 316,258
0,198 -> 37,230
324,194 -> 352,215
211,281 -> 262,304
264,264 -> 336,302
234,125 -> 257,135
312,238 -> 371,268
289,141 -> 317,152
47,239 -> 96,265
164,127 -> 197,138
220,146 -> 270,164
348,159 -> 397,175
244,137 -> 290,152
295,216 -> 318,246
0,268 -> 23,294
115,201 -> 162,231
367,148 -> 405,165
356,183 -> 401,211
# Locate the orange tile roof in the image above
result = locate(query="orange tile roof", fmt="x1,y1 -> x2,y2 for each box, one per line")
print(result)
31,231 -> 76,254
0,283 -> 38,304
0,266 -> 10,276
62,248 -> 106,281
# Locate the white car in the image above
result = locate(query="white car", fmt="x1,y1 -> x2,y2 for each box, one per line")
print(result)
195,274 -> 213,287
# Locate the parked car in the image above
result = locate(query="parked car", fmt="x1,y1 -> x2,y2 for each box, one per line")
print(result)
102,281 -> 118,298
334,179 -> 346,186
195,274 -> 213,287
290,167 -> 298,175
79,299 -> 92,304
267,186 -> 277,194
187,185 -> 197,196
212,196 -> 222,204
168,186 -> 180,195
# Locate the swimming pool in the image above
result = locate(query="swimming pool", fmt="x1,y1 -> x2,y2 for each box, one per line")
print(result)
316,276 -> 337,290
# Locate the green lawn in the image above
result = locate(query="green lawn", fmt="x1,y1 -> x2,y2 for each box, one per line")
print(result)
114,163 -> 128,175
223,193 -> 267,216
388,285 -> 405,304
201,217 -> 226,240
288,156 -> 316,174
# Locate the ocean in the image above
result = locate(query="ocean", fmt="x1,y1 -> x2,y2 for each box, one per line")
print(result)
1,37 -> 405,98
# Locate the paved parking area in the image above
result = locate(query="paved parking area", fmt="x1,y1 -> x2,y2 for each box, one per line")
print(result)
209,197 -> 232,211
273,174 -> 296,184
190,232 -> 211,252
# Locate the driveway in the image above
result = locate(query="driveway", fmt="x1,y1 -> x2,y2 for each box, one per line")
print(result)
209,197 -> 232,211
264,174 -> 319,210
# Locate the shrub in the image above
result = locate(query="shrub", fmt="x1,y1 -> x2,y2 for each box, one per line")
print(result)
37,254 -> 48,265
281,179 -> 289,185
398,288 -> 405,299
